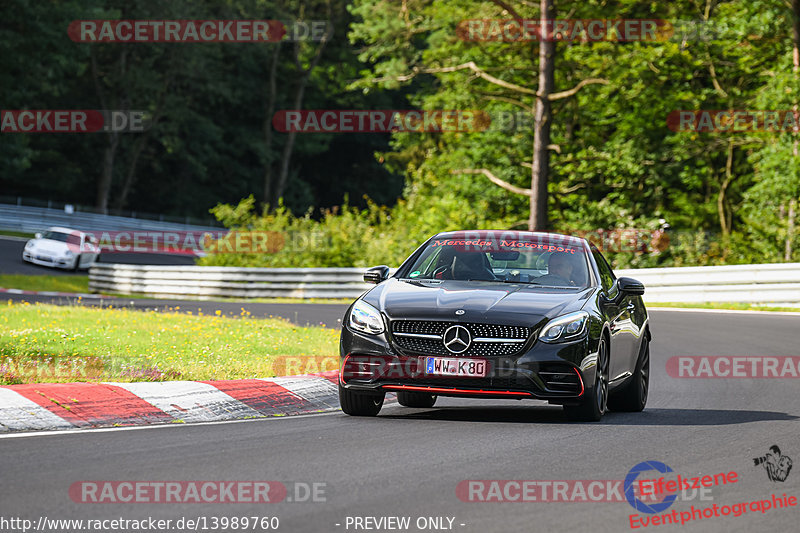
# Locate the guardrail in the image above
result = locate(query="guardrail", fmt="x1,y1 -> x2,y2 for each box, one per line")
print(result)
0,203 -> 220,235
89,262 -> 800,304
616,262 -> 800,305
89,264 -> 374,299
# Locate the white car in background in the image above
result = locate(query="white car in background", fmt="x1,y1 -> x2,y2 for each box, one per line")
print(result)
22,227 -> 100,271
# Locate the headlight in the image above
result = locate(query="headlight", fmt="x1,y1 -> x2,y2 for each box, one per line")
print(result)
64,250 -> 74,257
539,311 -> 589,343
348,300 -> 385,335
25,241 -> 34,249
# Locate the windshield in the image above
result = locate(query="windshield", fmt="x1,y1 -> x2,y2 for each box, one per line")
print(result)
403,235 -> 591,288
40,231 -> 71,243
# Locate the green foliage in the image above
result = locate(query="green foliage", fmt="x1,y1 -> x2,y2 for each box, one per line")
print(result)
4,0 -> 800,267
198,193 -> 510,267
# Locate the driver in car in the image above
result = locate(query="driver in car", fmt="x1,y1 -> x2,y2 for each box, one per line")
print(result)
451,252 -> 495,281
540,252 -> 582,286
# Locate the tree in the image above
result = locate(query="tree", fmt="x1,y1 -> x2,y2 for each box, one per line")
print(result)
349,0 -> 609,230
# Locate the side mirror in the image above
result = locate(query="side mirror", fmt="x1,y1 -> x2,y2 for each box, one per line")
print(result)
617,277 -> 645,296
364,265 -> 390,284
35,233 -> 42,239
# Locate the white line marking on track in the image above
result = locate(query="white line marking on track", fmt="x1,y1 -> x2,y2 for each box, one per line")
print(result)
0,389 -> 75,432
649,307 -> 800,316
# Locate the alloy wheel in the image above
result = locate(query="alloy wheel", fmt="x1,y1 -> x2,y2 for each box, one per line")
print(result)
596,338 -> 609,414
639,343 -> 650,406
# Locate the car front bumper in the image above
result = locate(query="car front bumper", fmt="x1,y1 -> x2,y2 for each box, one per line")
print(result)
339,326 -> 599,405
22,251 -> 75,269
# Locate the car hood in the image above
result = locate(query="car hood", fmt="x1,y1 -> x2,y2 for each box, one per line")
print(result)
363,278 -> 593,327
29,239 -> 71,255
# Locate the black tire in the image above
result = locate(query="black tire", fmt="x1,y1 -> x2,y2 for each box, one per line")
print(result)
71,254 -> 81,271
397,391 -> 437,408
339,385 -> 384,416
608,334 -> 650,412
564,335 -> 609,422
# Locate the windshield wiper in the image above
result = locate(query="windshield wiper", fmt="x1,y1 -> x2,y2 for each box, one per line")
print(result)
499,279 -> 580,289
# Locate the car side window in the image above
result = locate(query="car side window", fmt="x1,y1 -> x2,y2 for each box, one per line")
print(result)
591,246 -> 616,293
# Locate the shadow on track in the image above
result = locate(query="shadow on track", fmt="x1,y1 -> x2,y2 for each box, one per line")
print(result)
379,406 -> 798,425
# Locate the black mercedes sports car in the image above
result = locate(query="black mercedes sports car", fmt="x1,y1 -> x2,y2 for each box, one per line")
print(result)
338,230 -> 650,421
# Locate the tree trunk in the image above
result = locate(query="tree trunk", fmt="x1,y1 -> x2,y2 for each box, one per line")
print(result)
529,0 -> 555,231
793,0 -> 800,80
788,0 -> 800,259
263,44 -> 282,206
274,78 -> 307,205
114,56 -> 173,212
115,133 -> 149,212
718,140 -> 734,238
96,133 -> 119,214
91,47 -> 128,214
786,200 -> 796,261
274,25 -> 331,204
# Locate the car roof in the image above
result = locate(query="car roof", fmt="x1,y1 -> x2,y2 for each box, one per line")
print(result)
44,227 -> 84,236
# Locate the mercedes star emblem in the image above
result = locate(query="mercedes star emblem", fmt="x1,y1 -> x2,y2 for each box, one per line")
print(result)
443,325 -> 472,354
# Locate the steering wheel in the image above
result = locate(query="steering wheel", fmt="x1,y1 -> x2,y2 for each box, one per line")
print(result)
432,265 -> 451,279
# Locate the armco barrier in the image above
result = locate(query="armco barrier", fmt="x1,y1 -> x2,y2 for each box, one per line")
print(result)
89,262 -> 800,303
88,264 -> 374,299
615,262 -> 800,304
0,203 -> 220,234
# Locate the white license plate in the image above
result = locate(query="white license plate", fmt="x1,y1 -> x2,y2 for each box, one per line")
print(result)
425,357 -> 487,377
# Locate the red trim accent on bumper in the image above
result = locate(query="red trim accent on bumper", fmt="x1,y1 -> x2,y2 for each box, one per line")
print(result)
574,367 -> 585,397
381,384 -> 533,398
340,354 -> 350,385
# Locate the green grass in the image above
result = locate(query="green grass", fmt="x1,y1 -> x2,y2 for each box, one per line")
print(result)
0,230 -> 35,239
650,302 -> 800,312
0,274 -> 89,293
0,302 -> 340,385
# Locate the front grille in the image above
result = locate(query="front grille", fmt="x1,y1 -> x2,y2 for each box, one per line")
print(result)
391,320 -> 533,357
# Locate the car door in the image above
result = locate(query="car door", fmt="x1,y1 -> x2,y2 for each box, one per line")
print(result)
591,246 -> 637,382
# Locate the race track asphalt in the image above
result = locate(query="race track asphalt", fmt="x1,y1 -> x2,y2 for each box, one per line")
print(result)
0,236 -> 195,276
1,308 -> 799,533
